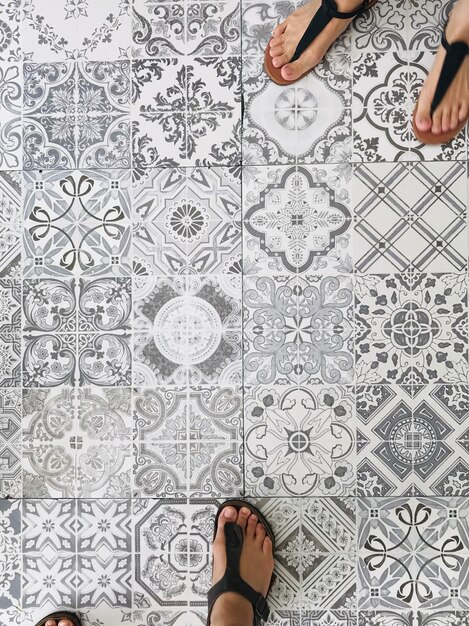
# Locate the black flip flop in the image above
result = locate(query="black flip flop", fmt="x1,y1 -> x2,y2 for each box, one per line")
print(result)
413,26 -> 469,145
35,612 -> 81,626
206,499 -> 276,626
264,0 -> 378,85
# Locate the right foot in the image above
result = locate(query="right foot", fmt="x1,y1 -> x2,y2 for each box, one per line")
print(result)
209,506 -> 274,625
269,0 -> 369,82
45,621 -> 74,626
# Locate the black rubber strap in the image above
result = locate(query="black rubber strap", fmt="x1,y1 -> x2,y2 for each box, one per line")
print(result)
431,30 -> 469,114
207,523 -> 270,625
291,0 -> 371,63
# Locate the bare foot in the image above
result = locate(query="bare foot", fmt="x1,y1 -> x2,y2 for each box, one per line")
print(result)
45,621 -> 75,626
415,0 -> 469,135
269,0 -> 368,81
209,506 -> 274,625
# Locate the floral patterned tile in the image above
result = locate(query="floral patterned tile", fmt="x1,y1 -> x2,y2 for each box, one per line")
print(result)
23,170 -> 131,278
0,1 -> 22,61
350,0 -> 408,54
243,164 -> 353,276
131,57 -> 241,168
23,61 -> 131,169
0,279 -> 20,387
355,273 -> 468,386
132,167 -> 241,276
244,386 -> 356,497
352,52 -> 467,163
21,0 -> 131,61
132,0 -> 240,58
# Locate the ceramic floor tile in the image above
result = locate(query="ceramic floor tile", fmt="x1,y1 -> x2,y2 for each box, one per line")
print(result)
243,164 -> 353,276
134,275 -> 241,387
132,0 -> 240,58
23,170 -> 132,278
131,57 -> 241,168
23,61 -> 131,169
244,385 -> 356,497
353,161 -> 468,273
21,0 -> 131,61
0,388 -> 21,497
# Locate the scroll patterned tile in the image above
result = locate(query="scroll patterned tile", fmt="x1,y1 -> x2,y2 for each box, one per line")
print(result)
22,278 -> 132,387
133,386 -> 243,498
244,386 -> 356,497
244,274 -> 354,385
0,279 -> 20,387
132,0 -> 240,58
23,61 -> 131,169
0,171 -> 21,278
23,388 -> 132,497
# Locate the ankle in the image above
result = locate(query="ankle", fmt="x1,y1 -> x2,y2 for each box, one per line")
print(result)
210,592 -> 253,626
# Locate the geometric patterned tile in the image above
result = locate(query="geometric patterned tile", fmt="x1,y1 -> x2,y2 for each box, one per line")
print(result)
355,273 -> 468,385
357,384 -> 469,496
0,388 -> 21,497
23,170 -> 132,277
245,386 -> 356,497
305,612 -> 356,626
23,61 -> 130,169
0,171 -> 21,278
354,162 -> 468,273
243,165 -> 353,275
132,167 -> 241,276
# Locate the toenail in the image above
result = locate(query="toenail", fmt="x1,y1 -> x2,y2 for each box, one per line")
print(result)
241,507 -> 250,515
251,515 -> 257,522
283,65 -> 292,76
223,507 -> 235,519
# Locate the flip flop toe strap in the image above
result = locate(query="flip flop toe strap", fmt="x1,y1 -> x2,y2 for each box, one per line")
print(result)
290,0 -> 371,63
207,523 -> 270,626
431,32 -> 469,115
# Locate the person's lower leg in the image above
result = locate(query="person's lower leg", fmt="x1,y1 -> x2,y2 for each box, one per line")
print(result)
210,592 -> 253,626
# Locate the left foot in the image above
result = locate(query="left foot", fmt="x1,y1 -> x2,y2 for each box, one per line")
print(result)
415,0 -> 469,136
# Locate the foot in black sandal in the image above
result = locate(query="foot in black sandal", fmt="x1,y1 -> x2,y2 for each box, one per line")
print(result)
36,612 -> 81,626
207,502 -> 275,625
265,0 -> 377,84
414,0 -> 469,141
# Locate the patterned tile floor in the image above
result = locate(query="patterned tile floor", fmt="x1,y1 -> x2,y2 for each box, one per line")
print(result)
0,0 -> 468,625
